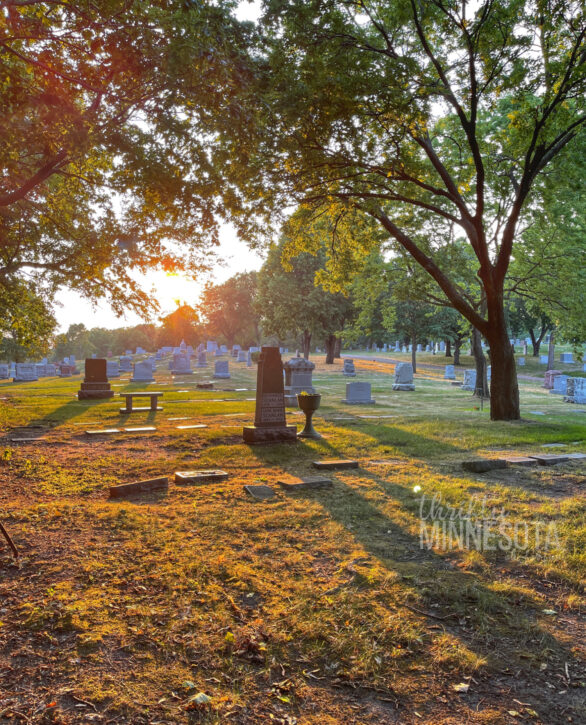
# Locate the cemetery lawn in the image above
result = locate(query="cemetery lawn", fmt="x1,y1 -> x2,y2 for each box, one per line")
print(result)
0,359 -> 584,725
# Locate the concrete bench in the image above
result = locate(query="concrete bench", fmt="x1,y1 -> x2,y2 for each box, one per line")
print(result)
120,391 -> 163,413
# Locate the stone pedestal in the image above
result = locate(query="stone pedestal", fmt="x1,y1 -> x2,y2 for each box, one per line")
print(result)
283,356 -> 315,406
78,359 -> 114,399
543,370 -> 561,389
243,347 -> 297,443
343,359 -> 356,377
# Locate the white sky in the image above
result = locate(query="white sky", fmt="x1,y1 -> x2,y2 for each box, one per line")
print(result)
54,224 -> 265,331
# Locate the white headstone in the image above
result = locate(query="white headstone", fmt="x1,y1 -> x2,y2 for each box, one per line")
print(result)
14,363 -> 38,382
444,365 -> 455,380
461,369 -> 476,391
107,361 -> 120,378
132,360 -> 154,382
171,353 -> 193,374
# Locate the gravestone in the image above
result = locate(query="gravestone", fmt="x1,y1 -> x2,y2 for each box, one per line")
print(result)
402,346 -> 407,354
214,348 -> 223,357
171,353 -> 193,375
13,363 -> 38,382
343,359 -> 356,377
540,355 -> 548,364
394,341 -> 400,352
213,360 -> 230,379
518,357 -> 525,366
46,363 -> 56,376
342,381 -> 375,404
560,352 -> 574,363
571,377 -> 586,404
243,346 -> 297,443
0,363 -> 10,379
206,340 -> 217,353
444,365 -> 456,380
196,351 -> 207,368
439,341 -> 446,352
132,360 -> 155,383
180,340 -> 187,352
551,375 -> 568,395
36,363 -> 48,377
393,362 -> 415,391
237,350 -> 247,363
283,356 -> 316,406
232,345 -> 241,357
107,361 -> 120,378
461,369 -> 477,391
220,344 -> 228,354
59,364 -> 73,377
136,346 -> 145,354
543,370 -> 561,389
417,344 -> 422,353
77,359 -> 114,399
247,350 -> 253,367
119,356 -> 133,373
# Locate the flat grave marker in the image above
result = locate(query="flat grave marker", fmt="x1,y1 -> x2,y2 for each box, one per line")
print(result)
244,484 -> 277,501
278,476 -> 332,490
529,454 -> 570,465
175,470 -> 229,484
109,477 -> 169,499
176,424 -> 208,430
312,459 -> 358,470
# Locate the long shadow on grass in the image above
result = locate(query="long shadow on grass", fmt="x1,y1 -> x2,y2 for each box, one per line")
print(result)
248,441 -> 582,720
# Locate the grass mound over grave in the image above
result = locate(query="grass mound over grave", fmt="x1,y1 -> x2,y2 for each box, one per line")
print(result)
0,357 -> 584,724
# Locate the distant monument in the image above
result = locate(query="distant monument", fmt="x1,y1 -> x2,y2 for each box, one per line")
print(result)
243,347 -> 297,443
77,359 -> 114,399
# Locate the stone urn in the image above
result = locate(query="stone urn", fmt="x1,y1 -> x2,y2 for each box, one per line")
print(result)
297,393 -> 322,439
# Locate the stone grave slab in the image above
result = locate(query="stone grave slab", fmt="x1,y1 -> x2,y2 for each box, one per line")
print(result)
278,476 -> 332,490
529,454 -> 570,465
244,484 -> 277,501
85,428 -> 122,435
541,443 -> 566,448
566,452 -> 586,459
462,459 -> 507,473
8,437 -> 45,443
197,382 -> 214,390
505,457 -> 538,466
123,426 -> 157,433
368,459 -> 403,466
175,470 -> 229,484
312,459 -> 358,470
109,477 -> 168,498
176,424 -> 208,430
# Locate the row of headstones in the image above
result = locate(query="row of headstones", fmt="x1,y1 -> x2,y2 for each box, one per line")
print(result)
368,342 -> 448,353
546,373 -> 586,403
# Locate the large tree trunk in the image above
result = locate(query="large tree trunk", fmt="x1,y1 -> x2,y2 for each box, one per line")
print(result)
411,334 -> 417,373
454,338 -> 461,366
325,333 -> 336,364
529,328 -> 540,357
487,334 -> 519,421
302,329 -> 311,360
445,339 -> 452,357
334,336 -> 342,359
471,329 -> 489,400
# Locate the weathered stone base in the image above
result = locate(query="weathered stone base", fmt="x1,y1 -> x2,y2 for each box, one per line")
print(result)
78,381 -> 114,399
213,373 -> 231,379
284,395 -> 299,407
171,370 -> 194,375
341,398 -> 375,404
392,384 -> 415,391
78,390 -> 114,399
131,378 -> 154,383
343,372 -> 357,377
243,425 -> 298,444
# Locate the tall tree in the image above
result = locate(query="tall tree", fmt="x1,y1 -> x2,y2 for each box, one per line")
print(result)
218,0 -> 585,420
0,280 -> 56,361
256,239 -> 353,359
0,0 -> 247,316
198,272 -> 260,348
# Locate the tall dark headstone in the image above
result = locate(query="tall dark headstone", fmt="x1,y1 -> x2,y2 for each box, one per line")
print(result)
243,347 -> 297,443
77,359 -> 114,399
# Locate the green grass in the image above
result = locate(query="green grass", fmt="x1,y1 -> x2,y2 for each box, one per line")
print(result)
0,355 -> 584,724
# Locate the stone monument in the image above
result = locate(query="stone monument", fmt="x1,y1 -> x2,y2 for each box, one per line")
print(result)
13,364 -> 38,382
444,365 -> 456,380
213,360 -> 231,379
132,360 -> 155,383
119,356 -> 133,373
283,356 -> 316,406
461,369 -> 476,391
342,381 -> 375,404
343,359 -> 356,377
243,347 -> 297,443
392,362 -> 415,391
77,359 -> 114,399
106,361 -> 120,378
0,364 -> 9,379
171,353 -> 193,375
196,351 -> 207,368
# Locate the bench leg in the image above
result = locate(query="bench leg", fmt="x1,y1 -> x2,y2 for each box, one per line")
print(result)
150,395 -> 157,411
125,399 -> 133,413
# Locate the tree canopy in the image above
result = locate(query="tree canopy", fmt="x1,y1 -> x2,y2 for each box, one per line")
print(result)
213,0 -> 585,419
